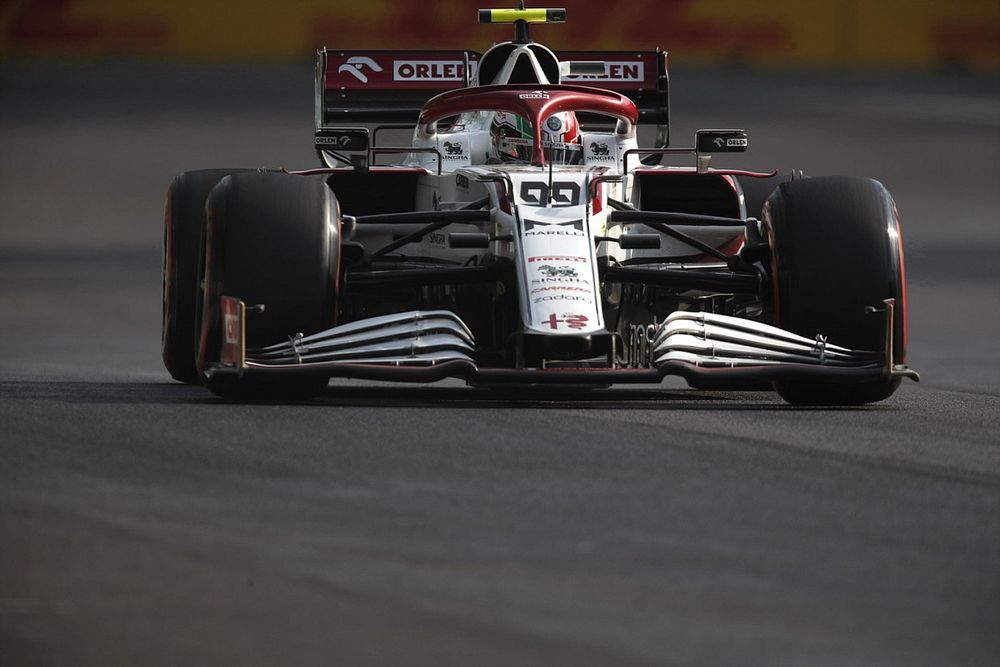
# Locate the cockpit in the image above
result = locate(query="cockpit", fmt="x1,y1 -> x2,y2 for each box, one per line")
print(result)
415,85 -> 638,169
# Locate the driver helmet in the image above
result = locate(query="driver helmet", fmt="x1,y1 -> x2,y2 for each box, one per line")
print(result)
490,111 -> 582,164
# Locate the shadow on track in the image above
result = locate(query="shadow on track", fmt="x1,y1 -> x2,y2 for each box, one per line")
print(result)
0,380 -> 886,411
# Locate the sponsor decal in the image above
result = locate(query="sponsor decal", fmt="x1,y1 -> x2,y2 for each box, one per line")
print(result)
525,229 -> 584,237
426,231 -> 447,245
442,141 -> 464,157
545,313 -> 590,331
519,181 -> 581,206
393,60 -> 475,81
623,318 -> 661,368
503,136 -> 533,148
337,56 -> 384,83
546,116 -> 562,132
589,142 -> 610,156
531,277 -> 589,285
528,256 -> 587,263
534,294 -> 592,304
523,219 -> 584,236
519,90 -> 550,99
531,286 -> 591,294
455,174 -> 470,189
563,62 -> 645,83
537,264 -> 578,278
715,137 -> 748,148
587,141 -> 615,162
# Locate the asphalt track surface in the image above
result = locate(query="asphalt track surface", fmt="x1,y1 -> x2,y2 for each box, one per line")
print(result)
1,63 -> 998,666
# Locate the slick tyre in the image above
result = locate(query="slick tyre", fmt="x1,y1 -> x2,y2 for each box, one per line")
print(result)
765,176 -> 907,406
196,172 -> 340,400
162,169 -> 255,384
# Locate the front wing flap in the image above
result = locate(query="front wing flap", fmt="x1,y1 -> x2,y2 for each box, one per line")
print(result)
207,296 -> 918,387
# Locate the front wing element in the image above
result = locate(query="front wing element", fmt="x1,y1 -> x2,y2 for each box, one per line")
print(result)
206,297 -> 918,386
654,311 -> 881,368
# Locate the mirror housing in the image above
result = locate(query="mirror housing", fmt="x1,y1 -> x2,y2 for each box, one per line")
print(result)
696,129 -> 748,153
315,127 -> 370,152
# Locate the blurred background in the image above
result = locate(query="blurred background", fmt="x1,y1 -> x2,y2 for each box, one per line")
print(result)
2,0 -> 998,67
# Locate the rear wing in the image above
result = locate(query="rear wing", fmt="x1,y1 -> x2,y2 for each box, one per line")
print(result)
316,49 -> 482,126
557,50 -> 669,144
315,48 -> 669,144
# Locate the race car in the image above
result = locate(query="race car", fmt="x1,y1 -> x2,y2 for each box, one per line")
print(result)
161,5 -> 918,405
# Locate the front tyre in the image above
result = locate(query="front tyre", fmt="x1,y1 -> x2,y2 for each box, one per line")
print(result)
162,169 -> 255,384
196,172 -> 340,400
765,176 -> 907,406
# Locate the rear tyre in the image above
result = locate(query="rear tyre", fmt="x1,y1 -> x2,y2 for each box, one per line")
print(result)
765,176 -> 906,406
162,169 -> 255,384
196,172 -> 340,400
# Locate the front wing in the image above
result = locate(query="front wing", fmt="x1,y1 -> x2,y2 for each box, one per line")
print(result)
207,297 -> 919,389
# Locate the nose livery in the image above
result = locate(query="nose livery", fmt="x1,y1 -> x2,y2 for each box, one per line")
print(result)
502,172 -> 606,335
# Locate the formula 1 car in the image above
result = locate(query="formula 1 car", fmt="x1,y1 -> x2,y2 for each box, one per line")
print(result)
161,6 -> 918,404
